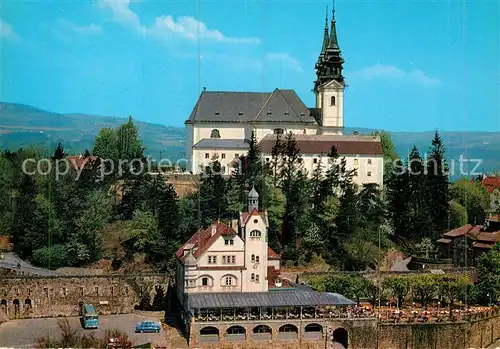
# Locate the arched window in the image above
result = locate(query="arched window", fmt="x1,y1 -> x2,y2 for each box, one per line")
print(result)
251,273 -> 255,282
250,230 -> 261,238
221,274 -> 237,287
251,254 -> 255,263
255,274 -> 260,283
210,129 -> 221,139
330,96 -> 336,106
255,256 -> 260,264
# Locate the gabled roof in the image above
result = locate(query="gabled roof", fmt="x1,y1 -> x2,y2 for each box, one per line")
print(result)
241,208 -> 267,225
481,175 -> 500,193
176,223 -> 237,263
268,247 -> 280,260
185,89 -> 317,124
443,224 -> 474,238
258,134 -> 383,155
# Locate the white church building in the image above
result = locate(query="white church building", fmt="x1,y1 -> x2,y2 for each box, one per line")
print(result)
184,9 -> 384,188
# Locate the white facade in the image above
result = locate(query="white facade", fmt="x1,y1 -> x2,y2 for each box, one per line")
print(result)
176,191 -> 282,304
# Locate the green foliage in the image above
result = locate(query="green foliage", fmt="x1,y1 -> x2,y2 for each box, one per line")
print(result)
450,178 -> 490,225
383,276 -> 410,308
31,244 -> 70,270
409,274 -> 438,308
449,200 -> 468,229
475,243 -> 500,305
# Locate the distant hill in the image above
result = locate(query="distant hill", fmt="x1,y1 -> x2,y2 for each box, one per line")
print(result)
1,102 -> 498,178
0,102 -> 185,160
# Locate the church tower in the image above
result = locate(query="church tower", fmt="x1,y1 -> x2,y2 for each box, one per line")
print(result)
314,6 -> 345,134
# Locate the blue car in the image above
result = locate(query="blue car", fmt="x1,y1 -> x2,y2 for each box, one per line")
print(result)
135,320 -> 161,333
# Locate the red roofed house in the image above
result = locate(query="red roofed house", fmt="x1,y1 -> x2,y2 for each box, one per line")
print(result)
480,174 -> 500,212
437,217 -> 500,266
176,186 -> 283,305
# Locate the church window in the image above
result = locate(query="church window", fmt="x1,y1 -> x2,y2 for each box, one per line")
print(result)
368,159 -> 372,165
221,153 -> 226,159
331,96 -> 336,106
210,129 -> 221,139
205,153 -> 209,159
256,275 -> 260,283
251,273 -> 255,282
367,171 -> 372,177
255,256 -> 260,264
224,276 -> 234,286
202,278 -> 208,286
273,128 -> 284,135
251,254 -> 255,263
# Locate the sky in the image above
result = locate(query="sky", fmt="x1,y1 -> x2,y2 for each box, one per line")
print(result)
1,0 -> 499,132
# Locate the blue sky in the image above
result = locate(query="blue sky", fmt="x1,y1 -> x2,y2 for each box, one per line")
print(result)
1,0 -> 499,132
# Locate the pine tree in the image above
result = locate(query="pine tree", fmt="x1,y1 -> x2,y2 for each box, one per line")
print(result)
52,142 -> 66,160
426,131 -> 449,237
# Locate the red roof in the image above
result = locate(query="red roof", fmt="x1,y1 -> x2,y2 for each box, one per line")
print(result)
176,223 -> 237,262
241,209 -> 266,225
481,175 -> 500,193
268,247 -> 280,260
443,224 -> 474,238
267,266 -> 291,289
476,232 -> 500,243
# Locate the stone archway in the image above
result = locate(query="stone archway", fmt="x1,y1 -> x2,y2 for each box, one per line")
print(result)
0,299 -> 7,315
13,299 -> 20,318
332,327 -> 348,348
24,299 -> 32,315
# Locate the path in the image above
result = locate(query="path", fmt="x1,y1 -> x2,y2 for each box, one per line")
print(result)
0,252 -> 59,276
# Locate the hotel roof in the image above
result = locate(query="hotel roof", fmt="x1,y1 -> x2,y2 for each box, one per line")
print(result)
186,287 -> 355,310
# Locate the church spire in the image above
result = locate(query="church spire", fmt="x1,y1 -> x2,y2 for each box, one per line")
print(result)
328,5 -> 340,51
321,6 -> 330,54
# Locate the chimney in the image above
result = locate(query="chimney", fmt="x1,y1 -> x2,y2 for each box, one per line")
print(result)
211,224 -> 217,236
231,219 -> 239,232
353,131 -> 359,136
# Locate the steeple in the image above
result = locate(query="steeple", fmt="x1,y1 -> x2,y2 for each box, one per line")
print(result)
328,6 -> 339,51
313,3 -> 345,92
321,6 -> 330,54
247,185 -> 259,212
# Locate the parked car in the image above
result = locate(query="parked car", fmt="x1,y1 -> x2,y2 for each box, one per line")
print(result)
135,320 -> 161,333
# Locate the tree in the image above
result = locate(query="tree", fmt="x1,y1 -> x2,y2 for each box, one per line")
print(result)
52,142 -> 66,160
409,274 -> 437,308
449,200 -> 468,229
383,276 -> 410,308
475,243 -> 500,305
436,274 -> 472,309
450,178 -> 489,225
93,128 -> 119,175
426,131 -> 449,237
372,131 -> 399,182
117,116 -> 145,175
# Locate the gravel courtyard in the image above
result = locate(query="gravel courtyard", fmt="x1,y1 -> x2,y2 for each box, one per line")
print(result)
0,314 -> 167,348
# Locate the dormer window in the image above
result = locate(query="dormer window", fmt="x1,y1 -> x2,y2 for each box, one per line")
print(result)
266,110 -> 272,115
238,112 -> 243,116
284,111 -> 289,115
331,96 -> 336,106
215,111 -> 220,115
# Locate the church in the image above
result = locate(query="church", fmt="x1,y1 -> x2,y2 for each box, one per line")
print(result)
185,9 -> 384,188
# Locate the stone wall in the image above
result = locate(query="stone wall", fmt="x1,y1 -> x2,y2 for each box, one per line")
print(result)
0,274 -> 169,320
187,312 -> 500,349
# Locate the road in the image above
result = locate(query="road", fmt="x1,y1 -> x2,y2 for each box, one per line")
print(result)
0,314 -> 166,348
0,252 -> 59,276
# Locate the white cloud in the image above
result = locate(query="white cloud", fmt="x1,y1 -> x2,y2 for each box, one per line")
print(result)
57,19 -> 102,35
96,0 -> 259,44
0,19 -> 19,41
265,53 -> 303,72
350,64 -> 442,86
